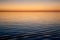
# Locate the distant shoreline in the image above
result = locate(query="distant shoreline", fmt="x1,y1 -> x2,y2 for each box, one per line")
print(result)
0,10 -> 60,12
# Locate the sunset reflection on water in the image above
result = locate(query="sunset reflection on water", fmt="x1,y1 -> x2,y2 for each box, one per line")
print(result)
0,12 -> 60,40
0,12 -> 60,25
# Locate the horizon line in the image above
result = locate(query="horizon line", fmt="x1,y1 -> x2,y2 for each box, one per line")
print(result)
0,10 -> 60,12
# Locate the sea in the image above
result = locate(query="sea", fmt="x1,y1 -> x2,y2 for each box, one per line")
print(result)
0,12 -> 60,40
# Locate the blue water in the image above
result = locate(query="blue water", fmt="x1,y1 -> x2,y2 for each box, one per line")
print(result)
0,12 -> 60,40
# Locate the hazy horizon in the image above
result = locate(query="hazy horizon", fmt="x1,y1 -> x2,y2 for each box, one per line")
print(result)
0,0 -> 60,11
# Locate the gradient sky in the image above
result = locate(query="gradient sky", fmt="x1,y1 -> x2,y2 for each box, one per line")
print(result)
0,0 -> 60,11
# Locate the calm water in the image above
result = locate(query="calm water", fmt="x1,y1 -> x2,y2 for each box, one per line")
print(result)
0,12 -> 60,40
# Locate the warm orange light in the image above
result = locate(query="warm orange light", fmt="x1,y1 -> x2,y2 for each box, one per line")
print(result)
0,3 -> 60,11
0,12 -> 60,25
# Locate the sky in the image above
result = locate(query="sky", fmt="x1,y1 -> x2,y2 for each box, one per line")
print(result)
0,0 -> 60,11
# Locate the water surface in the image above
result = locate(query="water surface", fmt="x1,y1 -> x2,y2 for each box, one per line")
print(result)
0,12 -> 60,40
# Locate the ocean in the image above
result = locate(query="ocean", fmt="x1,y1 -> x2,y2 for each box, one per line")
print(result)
0,12 -> 60,40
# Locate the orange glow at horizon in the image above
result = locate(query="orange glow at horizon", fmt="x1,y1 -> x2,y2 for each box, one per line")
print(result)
0,1 -> 60,11
0,4 -> 60,11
